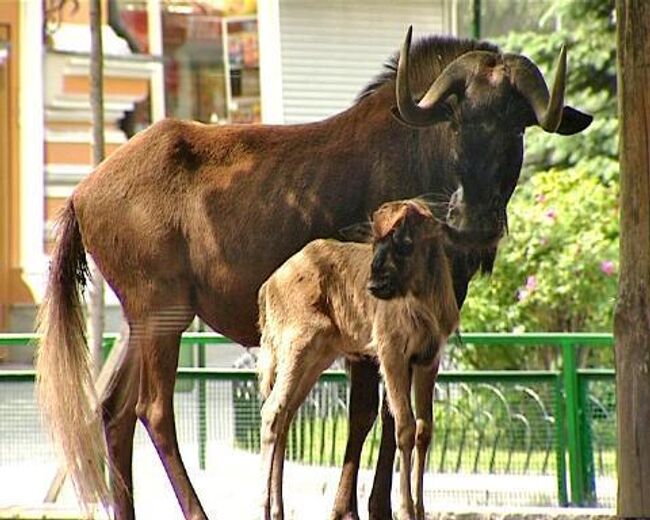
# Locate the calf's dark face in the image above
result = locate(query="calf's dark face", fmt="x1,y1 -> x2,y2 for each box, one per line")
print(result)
368,225 -> 407,299
368,216 -> 426,300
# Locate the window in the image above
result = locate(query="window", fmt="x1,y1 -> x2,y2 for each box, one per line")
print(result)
111,0 -> 260,125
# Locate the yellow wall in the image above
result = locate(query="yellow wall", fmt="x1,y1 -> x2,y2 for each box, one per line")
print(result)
0,3 -> 29,328
0,0 -> 153,330
0,24 -> 9,327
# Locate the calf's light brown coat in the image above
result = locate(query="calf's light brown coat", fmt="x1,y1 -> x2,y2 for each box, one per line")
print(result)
258,200 -> 458,520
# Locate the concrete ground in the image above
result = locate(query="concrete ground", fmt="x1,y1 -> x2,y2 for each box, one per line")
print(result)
0,441 -> 616,520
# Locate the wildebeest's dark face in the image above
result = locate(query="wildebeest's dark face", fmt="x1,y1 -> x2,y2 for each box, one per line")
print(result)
393,27 -> 592,250
442,91 -> 528,247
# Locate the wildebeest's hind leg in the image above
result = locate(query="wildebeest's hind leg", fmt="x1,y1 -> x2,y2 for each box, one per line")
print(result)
131,305 -> 207,520
331,360 -> 380,520
100,337 -> 139,520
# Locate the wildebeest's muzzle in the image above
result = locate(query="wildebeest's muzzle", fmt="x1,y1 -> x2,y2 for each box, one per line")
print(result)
445,188 -> 507,250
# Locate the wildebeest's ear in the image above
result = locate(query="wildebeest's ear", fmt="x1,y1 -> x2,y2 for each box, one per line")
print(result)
555,106 -> 593,135
337,222 -> 373,243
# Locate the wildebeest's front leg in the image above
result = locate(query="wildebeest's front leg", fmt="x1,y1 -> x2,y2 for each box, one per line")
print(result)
331,359 -> 380,520
412,360 -> 440,520
379,353 -> 416,520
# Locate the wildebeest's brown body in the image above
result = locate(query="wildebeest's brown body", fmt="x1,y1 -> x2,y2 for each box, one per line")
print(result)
75,90 -> 421,346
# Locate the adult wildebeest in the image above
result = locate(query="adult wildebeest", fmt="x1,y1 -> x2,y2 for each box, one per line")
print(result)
36,27 -> 591,519
258,199 -> 461,520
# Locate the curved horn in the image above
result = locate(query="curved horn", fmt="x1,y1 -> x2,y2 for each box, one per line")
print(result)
506,45 -> 567,133
395,26 -> 470,127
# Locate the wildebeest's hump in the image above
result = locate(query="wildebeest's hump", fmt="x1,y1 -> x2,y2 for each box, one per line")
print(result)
357,35 -> 500,102
149,118 -> 258,174
146,118 -> 203,172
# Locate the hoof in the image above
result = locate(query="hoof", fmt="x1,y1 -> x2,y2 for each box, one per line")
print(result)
330,513 -> 360,520
398,507 -> 416,520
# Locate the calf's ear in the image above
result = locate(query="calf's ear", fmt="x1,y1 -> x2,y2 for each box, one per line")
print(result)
337,222 -> 373,243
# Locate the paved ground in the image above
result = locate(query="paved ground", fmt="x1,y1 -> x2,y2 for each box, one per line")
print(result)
0,442 -> 616,520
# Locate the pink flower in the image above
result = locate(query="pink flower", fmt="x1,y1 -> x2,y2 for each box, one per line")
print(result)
535,193 -> 546,204
545,209 -> 557,221
526,275 -> 538,291
600,260 -> 615,276
517,275 -> 538,302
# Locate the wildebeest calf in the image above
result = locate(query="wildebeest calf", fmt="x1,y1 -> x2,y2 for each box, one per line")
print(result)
257,199 -> 461,520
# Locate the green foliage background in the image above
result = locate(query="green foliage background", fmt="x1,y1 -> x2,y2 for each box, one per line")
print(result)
453,0 -> 619,369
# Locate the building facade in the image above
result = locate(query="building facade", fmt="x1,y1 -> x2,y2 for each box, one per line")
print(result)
0,0 -> 453,339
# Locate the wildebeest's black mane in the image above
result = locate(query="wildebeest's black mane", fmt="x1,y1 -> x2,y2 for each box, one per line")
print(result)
357,35 -> 500,101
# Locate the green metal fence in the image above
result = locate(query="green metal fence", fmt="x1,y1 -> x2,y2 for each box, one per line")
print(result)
0,332 -> 615,509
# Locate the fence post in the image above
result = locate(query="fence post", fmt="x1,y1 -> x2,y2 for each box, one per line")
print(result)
562,340 -> 599,506
198,341 -> 207,470
577,374 -> 597,505
562,339 -> 584,505
554,374 -> 569,506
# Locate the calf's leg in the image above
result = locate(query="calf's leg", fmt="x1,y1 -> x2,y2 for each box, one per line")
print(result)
331,359 -> 380,520
380,358 -> 416,520
260,391 -> 281,520
261,336 -> 337,520
412,362 -> 439,520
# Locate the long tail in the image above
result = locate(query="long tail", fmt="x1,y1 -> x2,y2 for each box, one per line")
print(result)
35,200 -> 110,509
257,283 -> 277,399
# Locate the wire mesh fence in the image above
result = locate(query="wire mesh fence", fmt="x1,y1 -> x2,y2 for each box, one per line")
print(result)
0,376 -> 57,466
225,371 -> 572,507
0,363 -> 616,511
580,372 -> 617,508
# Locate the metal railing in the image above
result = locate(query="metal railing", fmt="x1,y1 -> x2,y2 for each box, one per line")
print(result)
0,332 -> 615,508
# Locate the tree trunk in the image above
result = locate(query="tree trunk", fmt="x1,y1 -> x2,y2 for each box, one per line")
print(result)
88,0 -> 105,377
614,1 -> 650,516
